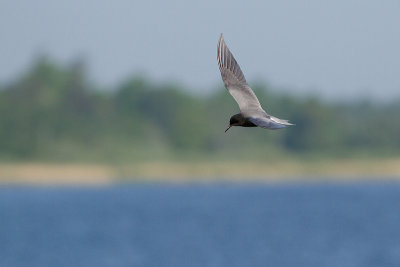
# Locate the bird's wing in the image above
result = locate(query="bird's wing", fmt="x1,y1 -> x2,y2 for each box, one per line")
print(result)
248,116 -> 293,130
217,34 -> 262,112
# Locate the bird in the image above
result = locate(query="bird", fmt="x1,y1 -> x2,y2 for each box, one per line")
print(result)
217,34 -> 294,132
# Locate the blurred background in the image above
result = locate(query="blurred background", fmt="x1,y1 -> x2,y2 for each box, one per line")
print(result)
1,1 -> 400,266
1,0 -> 400,180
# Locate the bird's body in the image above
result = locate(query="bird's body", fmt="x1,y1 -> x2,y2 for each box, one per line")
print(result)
217,34 -> 294,132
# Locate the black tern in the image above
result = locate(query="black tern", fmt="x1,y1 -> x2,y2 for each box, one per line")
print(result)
217,34 -> 294,132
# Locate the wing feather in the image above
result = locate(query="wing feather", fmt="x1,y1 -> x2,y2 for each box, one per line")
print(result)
248,117 -> 287,130
217,34 -> 262,112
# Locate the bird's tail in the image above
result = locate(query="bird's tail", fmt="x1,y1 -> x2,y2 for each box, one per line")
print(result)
270,116 -> 295,126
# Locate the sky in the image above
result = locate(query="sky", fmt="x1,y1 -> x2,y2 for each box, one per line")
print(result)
1,0 -> 399,101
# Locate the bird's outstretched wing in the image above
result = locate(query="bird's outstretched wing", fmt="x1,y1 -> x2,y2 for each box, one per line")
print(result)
217,34 -> 262,112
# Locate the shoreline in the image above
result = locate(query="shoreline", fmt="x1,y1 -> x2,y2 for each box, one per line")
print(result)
1,159 -> 400,185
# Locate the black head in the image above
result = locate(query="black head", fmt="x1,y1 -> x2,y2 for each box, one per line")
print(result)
229,115 -> 240,125
225,114 -> 244,132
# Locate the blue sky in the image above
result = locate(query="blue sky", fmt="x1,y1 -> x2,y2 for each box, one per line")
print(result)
1,0 -> 399,100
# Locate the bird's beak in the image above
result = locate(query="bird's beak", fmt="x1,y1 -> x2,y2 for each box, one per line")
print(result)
225,125 -> 232,132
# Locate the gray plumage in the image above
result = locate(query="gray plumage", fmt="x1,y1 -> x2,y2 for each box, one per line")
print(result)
217,34 -> 294,132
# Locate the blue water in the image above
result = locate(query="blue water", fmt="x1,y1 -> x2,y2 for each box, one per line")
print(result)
1,182 -> 400,267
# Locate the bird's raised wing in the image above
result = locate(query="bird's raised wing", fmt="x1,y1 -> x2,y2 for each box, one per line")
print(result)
217,34 -> 262,112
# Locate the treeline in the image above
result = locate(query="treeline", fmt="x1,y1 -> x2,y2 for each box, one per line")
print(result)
0,56 -> 399,161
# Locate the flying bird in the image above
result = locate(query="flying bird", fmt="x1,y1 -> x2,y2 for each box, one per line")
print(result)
217,34 -> 294,132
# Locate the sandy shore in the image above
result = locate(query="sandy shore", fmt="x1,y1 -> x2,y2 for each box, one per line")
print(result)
1,159 -> 400,185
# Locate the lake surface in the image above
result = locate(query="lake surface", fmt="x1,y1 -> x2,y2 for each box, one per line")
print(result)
1,182 -> 400,267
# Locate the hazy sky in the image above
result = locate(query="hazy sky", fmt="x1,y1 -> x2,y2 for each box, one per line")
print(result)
1,0 -> 399,100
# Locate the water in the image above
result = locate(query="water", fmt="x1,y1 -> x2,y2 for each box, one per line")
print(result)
1,182 -> 400,267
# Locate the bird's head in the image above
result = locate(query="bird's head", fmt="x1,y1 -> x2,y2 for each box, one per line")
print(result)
225,114 -> 244,132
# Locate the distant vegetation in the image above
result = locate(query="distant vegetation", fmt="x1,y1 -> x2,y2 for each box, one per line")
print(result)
0,56 -> 399,162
